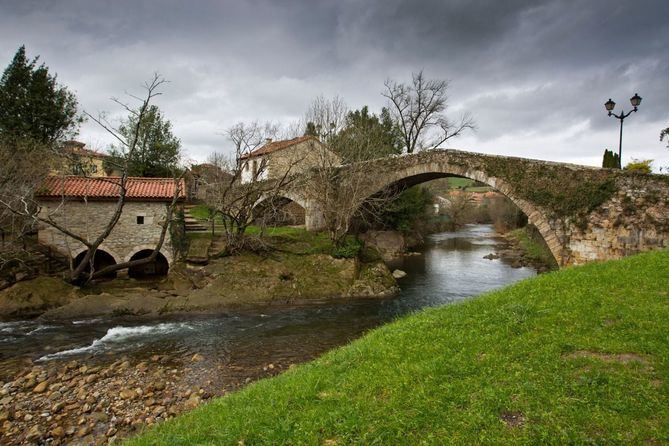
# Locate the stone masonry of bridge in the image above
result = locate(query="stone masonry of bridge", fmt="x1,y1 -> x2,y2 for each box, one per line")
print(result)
286,149 -> 669,267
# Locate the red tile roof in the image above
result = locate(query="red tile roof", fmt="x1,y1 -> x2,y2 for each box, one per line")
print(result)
37,176 -> 186,201
239,135 -> 317,160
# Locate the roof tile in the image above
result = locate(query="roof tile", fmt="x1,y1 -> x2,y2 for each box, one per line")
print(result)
37,176 -> 186,201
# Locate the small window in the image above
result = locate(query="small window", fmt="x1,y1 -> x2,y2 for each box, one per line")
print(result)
136,216 -> 145,225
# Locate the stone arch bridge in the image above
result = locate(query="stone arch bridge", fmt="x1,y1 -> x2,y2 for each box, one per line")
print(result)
267,149 -> 669,267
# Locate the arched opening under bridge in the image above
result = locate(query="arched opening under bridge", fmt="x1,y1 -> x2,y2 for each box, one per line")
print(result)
128,250 -> 169,278
252,196 -> 306,227
73,249 -> 118,279
354,171 -> 559,267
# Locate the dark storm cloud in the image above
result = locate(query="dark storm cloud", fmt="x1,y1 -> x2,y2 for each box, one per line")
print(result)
0,0 -> 667,167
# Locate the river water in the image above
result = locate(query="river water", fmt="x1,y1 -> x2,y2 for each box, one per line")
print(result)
0,224 -> 536,381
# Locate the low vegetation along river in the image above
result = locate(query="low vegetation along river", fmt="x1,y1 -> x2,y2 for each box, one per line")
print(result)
0,224 -> 536,444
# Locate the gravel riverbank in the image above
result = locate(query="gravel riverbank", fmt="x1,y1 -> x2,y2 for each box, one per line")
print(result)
1,352 -> 288,445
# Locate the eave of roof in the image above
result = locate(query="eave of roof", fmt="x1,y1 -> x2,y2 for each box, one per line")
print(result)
239,135 -> 318,160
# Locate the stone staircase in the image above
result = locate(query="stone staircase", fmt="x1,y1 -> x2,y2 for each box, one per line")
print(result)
183,204 -> 209,233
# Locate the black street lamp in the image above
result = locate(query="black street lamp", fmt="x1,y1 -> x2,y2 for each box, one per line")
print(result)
604,93 -> 642,168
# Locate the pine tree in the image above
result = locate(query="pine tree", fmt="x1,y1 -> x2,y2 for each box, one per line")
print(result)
602,149 -> 612,168
105,105 -> 181,177
602,149 -> 621,169
0,46 -> 81,145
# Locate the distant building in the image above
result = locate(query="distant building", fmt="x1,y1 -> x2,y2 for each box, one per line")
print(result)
52,141 -> 120,177
35,176 -> 185,277
238,136 -> 340,184
187,163 -> 233,201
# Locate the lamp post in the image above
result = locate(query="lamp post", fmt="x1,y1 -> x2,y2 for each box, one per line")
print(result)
604,93 -> 642,168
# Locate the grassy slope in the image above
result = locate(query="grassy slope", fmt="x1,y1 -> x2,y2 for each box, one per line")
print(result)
128,251 -> 669,445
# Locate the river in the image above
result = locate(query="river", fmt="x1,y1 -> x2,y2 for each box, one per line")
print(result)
0,224 -> 535,381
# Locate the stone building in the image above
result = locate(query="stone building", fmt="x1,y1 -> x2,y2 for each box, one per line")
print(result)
52,141 -> 121,177
36,176 -> 185,276
187,162 -> 233,201
239,136 -> 340,184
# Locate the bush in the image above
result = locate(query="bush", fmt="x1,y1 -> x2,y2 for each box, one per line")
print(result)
486,195 -> 527,233
624,159 -> 653,174
379,186 -> 433,232
331,237 -> 363,259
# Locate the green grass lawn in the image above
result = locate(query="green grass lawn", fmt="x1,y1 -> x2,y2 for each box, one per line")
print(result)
447,177 -> 493,192
127,250 -> 669,445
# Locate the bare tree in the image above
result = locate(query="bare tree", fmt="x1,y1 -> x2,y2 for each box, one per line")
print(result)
383,70 -> 475,153
202,121 -> 303,252
304,95 -> 348,141
0,74 -> 184,283
304,135 -> 396,246
444,191 -> 475,228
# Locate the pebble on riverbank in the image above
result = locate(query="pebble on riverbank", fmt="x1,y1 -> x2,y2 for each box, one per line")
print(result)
0,355 -> 287,445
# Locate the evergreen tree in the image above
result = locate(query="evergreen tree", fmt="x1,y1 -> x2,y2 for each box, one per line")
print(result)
106,105 -> 181,177
0,45 -> 81,145
330,106 -> 403,163
602,149 -> 612,168
303,121 -> 318,137
602,149 -> 621,169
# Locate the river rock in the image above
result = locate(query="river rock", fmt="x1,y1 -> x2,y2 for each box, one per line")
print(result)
119,389 -> 137,400
32,380 -> 49,394
184,394 -> 201,409
0,276 -> 79,318
25,424 -> 43,441
359,230 -> 407,261
348,261 -> 399,298
40,293 -> 168,319
51,425 -> 65,437
392,269 -> 407,279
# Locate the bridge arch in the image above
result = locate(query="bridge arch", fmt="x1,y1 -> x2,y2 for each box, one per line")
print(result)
354,162 -> 563,265
252,192 -> 309,227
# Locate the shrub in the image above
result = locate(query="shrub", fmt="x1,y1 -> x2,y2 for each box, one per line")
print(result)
331,237 -> 363,259
379,186 -> 433,232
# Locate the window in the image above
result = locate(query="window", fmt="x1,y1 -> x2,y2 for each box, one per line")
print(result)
136,216 -> 145,225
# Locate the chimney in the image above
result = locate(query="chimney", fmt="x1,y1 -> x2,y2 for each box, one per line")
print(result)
265,138 -> 272,145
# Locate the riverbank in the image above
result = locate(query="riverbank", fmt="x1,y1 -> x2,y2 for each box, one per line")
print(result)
0,237 -> 398,321
0,348 -> 291,445
128,249 -> 669,445
487,225 -> 559,273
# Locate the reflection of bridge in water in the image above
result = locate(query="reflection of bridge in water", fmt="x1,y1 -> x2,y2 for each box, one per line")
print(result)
257,149 -> 669,267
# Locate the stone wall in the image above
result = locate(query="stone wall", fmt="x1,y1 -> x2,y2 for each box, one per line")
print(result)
563,175 -> 669,264
266,139 -> 340,179
37,200 -> 175,265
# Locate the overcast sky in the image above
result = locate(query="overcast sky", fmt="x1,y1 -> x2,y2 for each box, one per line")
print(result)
1,0 -> 667,169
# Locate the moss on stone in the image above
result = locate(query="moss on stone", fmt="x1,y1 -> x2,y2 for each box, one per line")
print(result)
481,156 -> 618,217
0,276 -> 80,318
